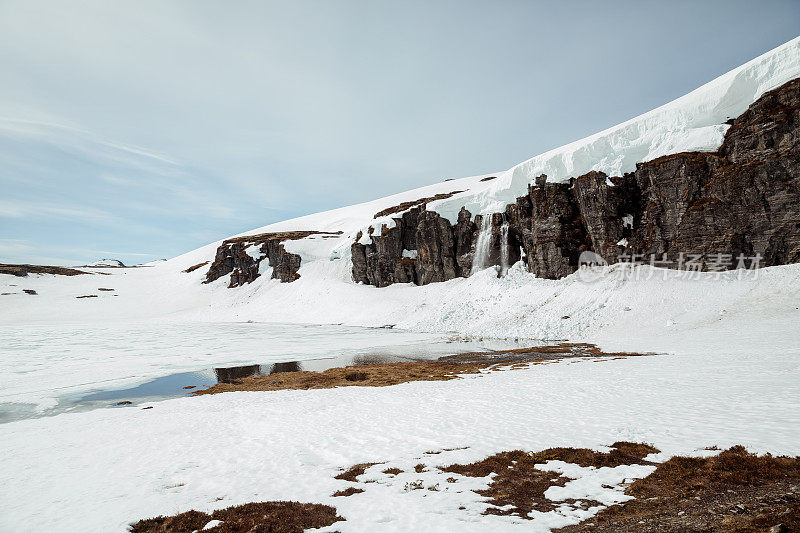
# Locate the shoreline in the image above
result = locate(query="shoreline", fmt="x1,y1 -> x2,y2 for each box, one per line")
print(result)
193,342 -> 652,396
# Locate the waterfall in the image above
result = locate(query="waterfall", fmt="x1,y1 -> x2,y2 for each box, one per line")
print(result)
499,220 -> 509,277
470,215 -> 493,275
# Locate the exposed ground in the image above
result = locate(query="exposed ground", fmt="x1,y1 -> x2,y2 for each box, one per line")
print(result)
193,343 -> 650,396
440,442 -> 659,518
558,446 -> 800,532
183,261 -> 209,273
372,190 -> 465,218
221,230 -> 343,246
0,263 -> 89,277
328,444 -> 799,531
129,501 -> 343,532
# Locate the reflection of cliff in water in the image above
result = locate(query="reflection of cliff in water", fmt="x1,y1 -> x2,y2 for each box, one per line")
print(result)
214,364 -> 262,383
270,361 -> 300,374
213,361 -> 302,383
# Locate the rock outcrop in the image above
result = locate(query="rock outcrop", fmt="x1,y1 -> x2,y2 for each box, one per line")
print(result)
205,231 -> 341,287
353,77 -> 800,286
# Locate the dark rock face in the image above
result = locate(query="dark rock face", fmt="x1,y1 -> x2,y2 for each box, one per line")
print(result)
453,207 -> 477,277
523,181 -> 590,279
353,77 -> 800,286
205,231 -> 341,287
572,171 -> 639,264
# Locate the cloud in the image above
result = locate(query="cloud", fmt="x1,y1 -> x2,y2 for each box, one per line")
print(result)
0,0 -> 798,266
0,200 -> 118,224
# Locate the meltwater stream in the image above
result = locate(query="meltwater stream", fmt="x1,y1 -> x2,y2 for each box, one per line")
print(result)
0,322 -> 531,423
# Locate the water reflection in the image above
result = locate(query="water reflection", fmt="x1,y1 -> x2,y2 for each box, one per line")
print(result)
1,335 -> 537,423
214,364 -> 262,383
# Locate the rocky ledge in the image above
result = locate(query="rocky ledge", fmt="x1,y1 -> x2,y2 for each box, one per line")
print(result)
353,77 -> 800,286
205,230 -> 341,287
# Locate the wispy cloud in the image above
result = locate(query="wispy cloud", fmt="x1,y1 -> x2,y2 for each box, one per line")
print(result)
0,200 -> 118,224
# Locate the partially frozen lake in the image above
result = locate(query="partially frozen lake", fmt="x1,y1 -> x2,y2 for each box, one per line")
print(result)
0,322 -> 528,421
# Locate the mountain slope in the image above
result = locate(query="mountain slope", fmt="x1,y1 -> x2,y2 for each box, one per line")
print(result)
192,36 -> 800,290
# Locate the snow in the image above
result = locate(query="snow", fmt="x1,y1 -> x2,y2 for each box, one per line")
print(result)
1,257 -> 799,531
0,37 -> 799,532
0,312 -> 797,531
210,35 -> 800,244
82,258 -> 125,267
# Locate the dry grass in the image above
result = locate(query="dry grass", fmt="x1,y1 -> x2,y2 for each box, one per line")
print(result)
382,467 -> 403,475
372,190 -> 465,218
334,462 -> 381,482
0,264 -> 89,277
557,446 -> 800,532
222,230 -> 342,246
129,501 -> 343,532
194,343 -> 651,396
183,261 -> 209,273
441,442 -> 658,518
331,487 -> 364,497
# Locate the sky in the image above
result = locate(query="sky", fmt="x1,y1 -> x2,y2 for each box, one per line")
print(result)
1,1 -> 798,266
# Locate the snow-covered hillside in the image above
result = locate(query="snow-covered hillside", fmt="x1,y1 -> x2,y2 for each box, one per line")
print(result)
216,35 -> 800,256
2,37 -> 800,533
82,259 -> 126,267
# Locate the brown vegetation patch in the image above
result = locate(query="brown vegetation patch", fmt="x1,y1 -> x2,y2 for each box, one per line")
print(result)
0,264 -> 89,277
331,487 -> 364,497
383,467 -> 403,475
334,462 -> 381,482
23,289 -> 37,295
557,446 -> 800,532
194,343 -> 651,396
373,190 -> 464,218
183,261 -> 209,273
97,287 -> 115,291
76,294 -> 98,298
438,342 -> 653,365
480,176 -> 498,181
222,230 -> 342,246
441,442 -> 658,519
129,501 -> 343,533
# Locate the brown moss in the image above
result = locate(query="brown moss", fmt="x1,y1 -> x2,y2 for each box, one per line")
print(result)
194,343 -> 652,397
0,264 -> 89,277
557,446 -> 800,532
441,442 -> 659,519
334,462 -> 381,482
222,230 -> 342,246
183,261 -> 209,273
382,467 -> 403,475
373,190 -> 464,218
331,487 -> 364,497
129,501 -> 343,532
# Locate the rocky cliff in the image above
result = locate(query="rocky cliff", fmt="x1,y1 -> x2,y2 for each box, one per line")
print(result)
352,77 -> 800,285
205,231 -> 341,287
206,77 -> 799,288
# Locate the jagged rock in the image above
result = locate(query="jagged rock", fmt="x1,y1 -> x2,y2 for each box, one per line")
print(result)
453,207 -> 477,276
415,211 -> 458,285
350,77 -> 800,287
351,210 -> 420,287
523,180 -> 590,279
206,230 -> 341,286
572,171 -> 639,263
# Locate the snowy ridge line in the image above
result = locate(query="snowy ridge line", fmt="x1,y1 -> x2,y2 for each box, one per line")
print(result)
202,36 -> 800,258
